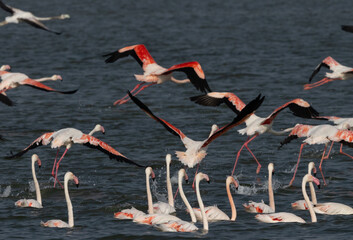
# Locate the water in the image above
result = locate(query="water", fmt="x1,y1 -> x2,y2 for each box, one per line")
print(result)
1,0 -> 353,238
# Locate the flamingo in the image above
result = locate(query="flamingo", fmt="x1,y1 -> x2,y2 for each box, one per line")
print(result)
291,162 -> 317,210
342,25 -> 353,33
8,124 -> 143,187
0,1 -> 69,34
280,124 -> 353,186
243,163 -> 275,214
304,56 -> 353,90
0,69 -> 78,106
255,174 -> 320,223
191,175 -> 239,222
41,171 -> 79,228
15,154 -> 43,208
103,44 -> 211,105
190,92 -> 319,175
129,91 -> 265,187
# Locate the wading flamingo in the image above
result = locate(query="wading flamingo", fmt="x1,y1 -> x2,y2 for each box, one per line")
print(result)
8,124 -> 143,187
304,56 -> 353,90
15,154 -> 43,208
41,172 -> 79,228
192,175 -> 239,222
291,162 -> 317,210
0,69 -> 78,106
0,1 -> 69,34
255,174 -> 320,223
129,91 -> 265,187
190,92 -> 318,175
103,44 -> 211,105
243,163 -> 275,213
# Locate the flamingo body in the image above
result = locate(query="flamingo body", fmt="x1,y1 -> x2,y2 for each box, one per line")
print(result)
153,201 -> 175,215
255,212 -> 305,223
157,220 -> 198,232
192,206 -> 230,221
314,202 -> 353,215
15,199 -> 42,208
243,200 -> 274,214
114,207 -> 145,220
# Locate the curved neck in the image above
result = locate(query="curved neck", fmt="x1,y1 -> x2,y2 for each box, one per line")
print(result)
308,182 -> 317,204
195,178 -> 208,231
268,170 -> 275,211
226,179 -> 236,221
32,160 -> 41,205
179,173 -> 196,222
166,161 -> 174,207
302,177 -> 317,223
146,172 -> 154,214
64,179 -> 74,227
170,77 -> 190,84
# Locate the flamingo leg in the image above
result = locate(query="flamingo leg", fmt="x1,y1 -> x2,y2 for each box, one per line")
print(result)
304,78 -> 337,90
231,134 -> 258,176
323,141 -> 334,160
113,82 -> 146,105
53,148 -> 70,188
51,148 -> 60,178
244,144 -> 261,174
118,82 -> 157,105
319,143 -> 329,186
289,143 -> 307,186
192,163 -> 200,190
339,143 -> 353,160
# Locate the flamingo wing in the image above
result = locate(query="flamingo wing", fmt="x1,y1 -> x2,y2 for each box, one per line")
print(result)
279,124 -> 314,148
103,44 -> 156,70
202,94 -> 265,147
0,93 -> 13,106
128,91 -> 186,140
7,132 -> 54,158
309,62 -> 329,83
342,25 -> 353,33
0,1 -> 14,14
331,129 -> 353,147
74,134 -> 145,167
190,92 -> 245,114
162,61 -> 211,93
21,78 -> 78,94
261,99 -> 319,125
19,18 -> 61,35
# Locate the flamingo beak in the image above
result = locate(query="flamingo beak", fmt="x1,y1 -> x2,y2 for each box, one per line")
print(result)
101,126 -> 105,134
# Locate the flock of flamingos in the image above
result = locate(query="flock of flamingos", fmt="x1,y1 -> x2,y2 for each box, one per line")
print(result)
2,0 -> 353,233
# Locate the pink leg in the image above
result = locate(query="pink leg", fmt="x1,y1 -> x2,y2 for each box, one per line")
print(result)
289,143 -> 307,186
53,148 -> 70,188
304,78 -> 336,90
323,141 -> 334,160
118,82 -> 157,105
192,163 -> 200,190
231,134 -> 258,176
244,144 -> 261,174
339,143 -> 353,159
51,149 -> 60,177
113,82 -> 146,105
319,145 -> 329,186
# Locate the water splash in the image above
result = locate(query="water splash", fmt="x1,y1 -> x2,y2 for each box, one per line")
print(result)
0,185 -> 11,197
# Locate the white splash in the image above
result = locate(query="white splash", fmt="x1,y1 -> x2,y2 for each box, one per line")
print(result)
0,185 -> 11,197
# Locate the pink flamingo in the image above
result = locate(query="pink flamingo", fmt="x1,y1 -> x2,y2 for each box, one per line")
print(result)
243,163 -> 275,214
255,174 -> 320,223
304,56 -> 353,90
0,1 -> 69,34
190,92 -> 319,175
103,44 -> 211,105
8,124 -> 143,187
15,154 -> 43,208
129,91 -> 265,187
41,172 -> 79,228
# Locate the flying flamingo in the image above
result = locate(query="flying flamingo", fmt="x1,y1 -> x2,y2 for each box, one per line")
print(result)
255,174 -> 320,223
0,1 -> 69,34
15,154 -> 43,208
41,171 -> 79,228
129,91 -> 265,187
8,124 -> 144,188
291,162 -> 317,210
190,92 -> 319,175
0,69 -> 78,106
304,56 -> 353,90
103,44 -> 211,105
191,175 -> 239,222
280,124 -> 353,186
243,163 -> 275,213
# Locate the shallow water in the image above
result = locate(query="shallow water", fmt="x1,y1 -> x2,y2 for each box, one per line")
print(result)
1,0 -> 353,239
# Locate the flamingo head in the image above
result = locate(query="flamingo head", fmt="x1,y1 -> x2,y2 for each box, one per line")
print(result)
65,171 -> 79,188
146,167 -> 155,181
178,168 -> 188,183
305,174 -> 320,189
52,75 -> 63,81
226,176 -> 239,190
60,14 -> 70,19
268,163 -> 274,175
0,65 -> 11,71
32,154 -> 41,168
196,172 -> 210,184
166,154 -> 171,165
308,162 -> 316,176
95,124 -> 105,134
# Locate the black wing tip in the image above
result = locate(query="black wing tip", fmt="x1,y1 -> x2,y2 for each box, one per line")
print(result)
278,135 -> 298,149
58,88 -> 79,94
103,51 -> 119,63
342,25 -> 353,33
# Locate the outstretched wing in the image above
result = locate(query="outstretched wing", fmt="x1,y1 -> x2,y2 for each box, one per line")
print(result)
202,94 -> 265,147
261,99 -> 319,125
309,62 -> 329,83
21,78 -> 78,94
6,132 -> 53,158
0,93 -> 14,106
0,1 -> 14,14
74,134 -> 144,167
103,44 -> 156,70
20,18 -> 61,35
190,92 -> 245,114
128,91 -> 186,140
279,124 -> 313,149
162,61 -> 211,93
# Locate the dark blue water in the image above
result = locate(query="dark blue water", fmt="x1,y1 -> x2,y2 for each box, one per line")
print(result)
1,0 -> 353,239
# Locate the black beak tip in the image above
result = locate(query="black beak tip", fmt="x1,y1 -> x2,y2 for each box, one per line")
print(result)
318,184 -> 321,189
185,179 -> 189,184
313,172 -> 317,177
207,180 -> 210,184
76,184 -> 79,188
39,165 -> 41,168
152,177 -> 155,182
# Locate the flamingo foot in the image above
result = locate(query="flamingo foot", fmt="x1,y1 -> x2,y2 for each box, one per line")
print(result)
256,164 -> 261,174
289,177 -> 295,186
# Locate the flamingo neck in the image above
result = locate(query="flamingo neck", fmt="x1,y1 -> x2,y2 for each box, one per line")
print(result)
34,77 -> 54,82
268,169 -> 275,212
178,171 -> 197,223
267,127 -> 293,136
226,178 -> 236,221
195,177 -> 208,231
32,159 -> 42,205
64,177 -> 74,227
170,77 -> 190,84
166,161 -> 174,207
308,182 -> 317,204
146,172 -> 154,214
302,176 -> 317,223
